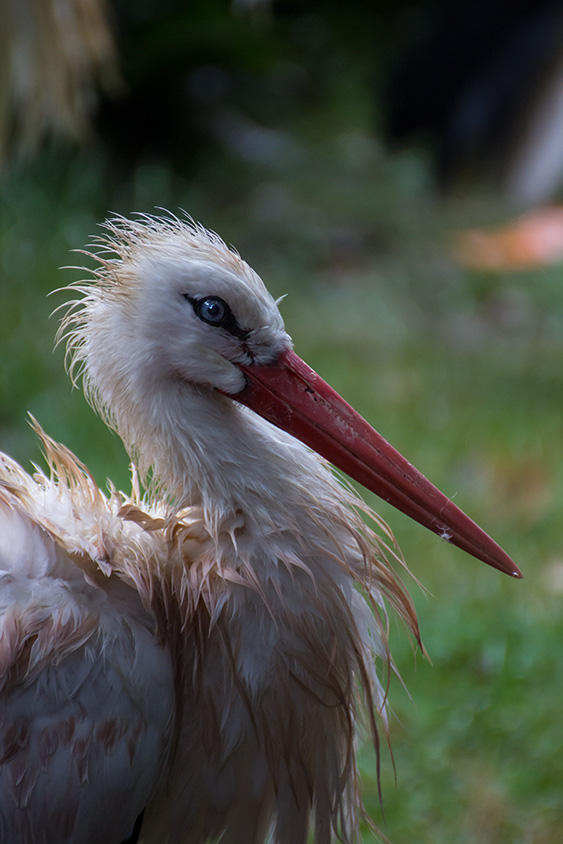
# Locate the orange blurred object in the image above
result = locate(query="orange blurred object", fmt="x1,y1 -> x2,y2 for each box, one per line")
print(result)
455,206 -> 563,269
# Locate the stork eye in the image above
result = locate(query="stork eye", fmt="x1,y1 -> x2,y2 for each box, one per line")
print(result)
194,296 -> 230,326
186,294 -> 250,342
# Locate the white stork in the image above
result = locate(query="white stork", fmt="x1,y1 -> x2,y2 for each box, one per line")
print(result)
0,213 -> 521,844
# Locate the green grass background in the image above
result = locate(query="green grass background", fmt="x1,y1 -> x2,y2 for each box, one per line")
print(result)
1,24 -> 562,842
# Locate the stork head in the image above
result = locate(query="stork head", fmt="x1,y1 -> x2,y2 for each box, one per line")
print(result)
61,213 -> 521,579
63,214 -> 290,400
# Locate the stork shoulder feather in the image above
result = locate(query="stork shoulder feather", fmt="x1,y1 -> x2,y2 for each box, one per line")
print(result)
0,432 -> 176,843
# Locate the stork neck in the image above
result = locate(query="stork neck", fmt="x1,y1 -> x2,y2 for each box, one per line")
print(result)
139,382 -> 315,530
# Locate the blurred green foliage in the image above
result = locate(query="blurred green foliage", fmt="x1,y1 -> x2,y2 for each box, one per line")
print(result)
1,3 -> 562,842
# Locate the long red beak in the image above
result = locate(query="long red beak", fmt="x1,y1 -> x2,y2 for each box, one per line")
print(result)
234,348 -> 521,579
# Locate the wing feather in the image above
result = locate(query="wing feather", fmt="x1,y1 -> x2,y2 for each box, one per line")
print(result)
0,489 -> 175,844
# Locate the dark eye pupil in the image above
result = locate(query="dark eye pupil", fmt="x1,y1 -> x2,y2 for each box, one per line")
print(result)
187,294 -> 250,342
200,297 -> 225,324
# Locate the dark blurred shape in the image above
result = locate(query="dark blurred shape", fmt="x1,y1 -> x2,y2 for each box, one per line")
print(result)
121,810 -> 144,844
0,0 -> 300,172
387,0 -> 563,205
0,0 -> 120,164
1,0 -> 380,176
95,1 -> 312,174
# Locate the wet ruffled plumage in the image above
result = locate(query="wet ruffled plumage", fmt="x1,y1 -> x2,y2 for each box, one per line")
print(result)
1,214 -> 421,844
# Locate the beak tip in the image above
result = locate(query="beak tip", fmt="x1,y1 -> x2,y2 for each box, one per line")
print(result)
494,556 -> 523,579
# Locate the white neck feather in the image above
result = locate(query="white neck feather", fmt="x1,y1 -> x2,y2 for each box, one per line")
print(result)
120,375 -> 335,541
